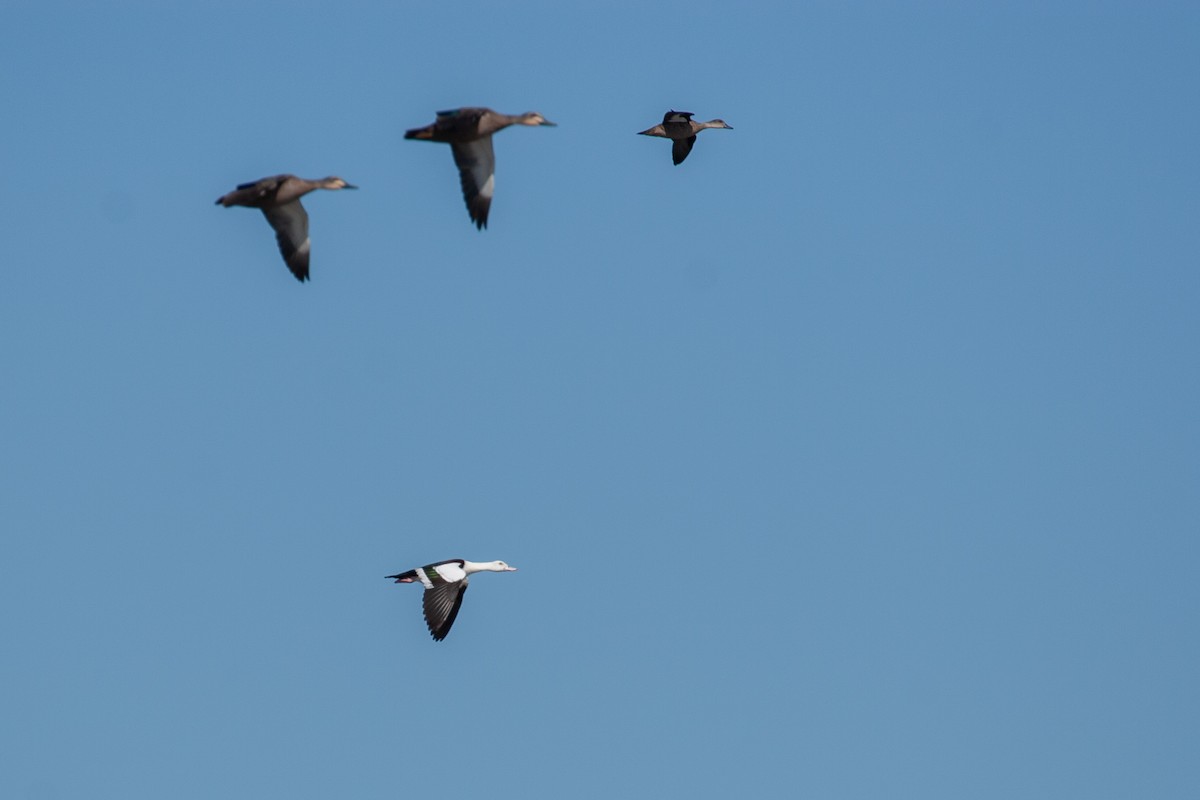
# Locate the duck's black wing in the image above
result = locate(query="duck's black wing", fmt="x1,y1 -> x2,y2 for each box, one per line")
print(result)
672,136 -> 696,165
422,580 -> 469,641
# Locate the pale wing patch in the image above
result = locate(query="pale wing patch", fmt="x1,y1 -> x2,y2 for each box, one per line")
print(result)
414,568 -> 435,589
432,562 -> 467,583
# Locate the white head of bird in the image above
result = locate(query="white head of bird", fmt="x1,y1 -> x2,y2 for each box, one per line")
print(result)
464,559 -> 518,574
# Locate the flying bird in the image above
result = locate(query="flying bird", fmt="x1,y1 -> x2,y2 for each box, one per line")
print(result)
637,110 -> 733,165
404,107 -> 556,229
215,174 -> 357,282
387,559 -> 517,641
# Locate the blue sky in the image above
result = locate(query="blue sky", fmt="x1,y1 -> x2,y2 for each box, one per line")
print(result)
2,1 -> 1198,798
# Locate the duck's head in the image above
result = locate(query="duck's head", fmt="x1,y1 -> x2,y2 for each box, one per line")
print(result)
705,119 -> 733,130
488,560 -> 518,572
520,112 -> 556,127
322,176 -> 359,190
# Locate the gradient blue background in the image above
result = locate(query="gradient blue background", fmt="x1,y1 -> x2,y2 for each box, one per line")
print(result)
2,2 -> 1198,798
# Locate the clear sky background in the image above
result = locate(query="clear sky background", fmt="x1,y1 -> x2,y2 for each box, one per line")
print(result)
2,1 -> 1198,798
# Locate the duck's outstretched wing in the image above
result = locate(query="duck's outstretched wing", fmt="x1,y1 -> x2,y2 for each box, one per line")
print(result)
672,136 -> 696,166
450,137 -> 496,230
263,200 -> 310,282
422,580 -> 469,641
